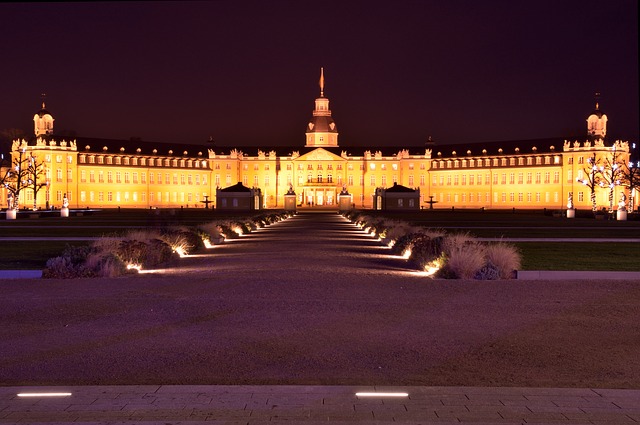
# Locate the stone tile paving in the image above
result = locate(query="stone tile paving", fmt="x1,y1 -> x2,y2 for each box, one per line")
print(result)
1,385 -> 639,424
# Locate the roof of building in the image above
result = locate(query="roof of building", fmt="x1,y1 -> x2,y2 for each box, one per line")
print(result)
385,182 -> 417,193
74,137 -> 211,158
71,137 -> 432,158
219,182 -> 252,192
35,102 -> 52,118
429,138 -> 567,158
11,136 -> 584,160
307,115 -> 337,133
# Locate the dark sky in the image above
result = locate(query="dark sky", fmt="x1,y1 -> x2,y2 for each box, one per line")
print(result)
1,0 -> 637,149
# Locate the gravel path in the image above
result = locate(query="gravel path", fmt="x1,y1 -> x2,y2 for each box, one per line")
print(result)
1,212 -> 639,388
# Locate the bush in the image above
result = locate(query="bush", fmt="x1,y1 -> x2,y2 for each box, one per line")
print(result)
43,244 -> 129,278
474,261 -> 501,280
438,234 -> 485,279
159,229 -> 201,256
217,222 -> 240,239
233,221 -> 252,235
383,221 -> 420,244
115,240 -> 148,265
114,238 -> 174,268
42,245 -> 95,278
84,251 -> 128,277
391,232 -> 423,256
408,235 -> 444,270
198,222 -> 225,244
484,242 -> 521,279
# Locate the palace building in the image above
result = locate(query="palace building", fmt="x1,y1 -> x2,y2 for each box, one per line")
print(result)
1,70 -> 633,212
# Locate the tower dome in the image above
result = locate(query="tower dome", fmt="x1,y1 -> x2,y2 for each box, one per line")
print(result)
34,99 -> 54,137
586,101 -> 607,141
305,68 -> 339,147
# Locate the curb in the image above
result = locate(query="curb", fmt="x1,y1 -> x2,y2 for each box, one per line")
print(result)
517,270 -> 640,280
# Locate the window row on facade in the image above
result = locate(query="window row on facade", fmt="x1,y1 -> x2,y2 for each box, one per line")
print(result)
76,191 -> 209,205
78,155 -> 209,169
431,155 -> 562,169
431,171 -> 564,186
75,170 -> 209,185
430,191 -> 597,205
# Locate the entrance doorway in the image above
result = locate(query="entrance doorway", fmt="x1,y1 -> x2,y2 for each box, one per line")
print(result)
301,188 -> 337,208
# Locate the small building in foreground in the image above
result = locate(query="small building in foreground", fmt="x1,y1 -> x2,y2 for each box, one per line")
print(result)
216,182 -> 263,211
374,183 -> 420,210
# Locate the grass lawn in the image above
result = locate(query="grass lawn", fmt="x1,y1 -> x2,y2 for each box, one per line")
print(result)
0,241 -> 89,270
369,209 -> 640,235
516,242 -> 640,271
1,208 -> 639,271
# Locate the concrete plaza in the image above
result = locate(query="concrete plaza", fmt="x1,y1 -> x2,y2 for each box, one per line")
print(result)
2,385 -> 640,424
1,212 -> 639,423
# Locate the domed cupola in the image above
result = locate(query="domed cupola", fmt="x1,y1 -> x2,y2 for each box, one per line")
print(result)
586,95 -> 607,141
305,68 -> 339,147
34,97 -> 54,137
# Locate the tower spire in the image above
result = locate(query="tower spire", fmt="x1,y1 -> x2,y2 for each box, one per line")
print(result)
306,68 -> 338,147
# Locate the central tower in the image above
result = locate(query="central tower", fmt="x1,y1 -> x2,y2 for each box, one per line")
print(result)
305,68 -> 339,147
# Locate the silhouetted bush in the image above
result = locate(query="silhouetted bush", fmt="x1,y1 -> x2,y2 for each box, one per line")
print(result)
408,235 -> 444,270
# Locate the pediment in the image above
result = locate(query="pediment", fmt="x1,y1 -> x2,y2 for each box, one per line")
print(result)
295,148 -> 344,162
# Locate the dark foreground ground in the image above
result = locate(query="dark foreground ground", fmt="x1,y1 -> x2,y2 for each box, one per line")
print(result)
1,213 -> 639,388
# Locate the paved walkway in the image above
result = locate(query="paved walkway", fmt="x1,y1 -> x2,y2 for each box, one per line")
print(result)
1,212 -> 639,423
1,385 -> 639,424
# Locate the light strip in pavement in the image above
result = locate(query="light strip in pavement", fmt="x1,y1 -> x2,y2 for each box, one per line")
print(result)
355,392 -> 409,397
17,393 -> 72,397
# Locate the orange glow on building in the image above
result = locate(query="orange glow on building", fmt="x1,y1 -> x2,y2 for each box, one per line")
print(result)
1,72 -> 632,212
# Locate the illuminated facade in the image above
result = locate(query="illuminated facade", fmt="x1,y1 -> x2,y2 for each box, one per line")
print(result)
1,73 -> 633,212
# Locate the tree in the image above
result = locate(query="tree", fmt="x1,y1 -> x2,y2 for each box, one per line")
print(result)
597,149 -> 626,212
24,153 -> 49,210
0,128 -> 26,141
1,145 -> 48,210
620,160 -> 640,212
576,152 -> 601,212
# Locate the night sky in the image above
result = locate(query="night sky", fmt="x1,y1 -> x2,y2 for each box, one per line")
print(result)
1,1 -> 637,150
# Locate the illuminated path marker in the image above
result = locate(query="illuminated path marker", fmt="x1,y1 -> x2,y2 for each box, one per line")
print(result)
355,391 -> 409,397
17,392 -> 72,397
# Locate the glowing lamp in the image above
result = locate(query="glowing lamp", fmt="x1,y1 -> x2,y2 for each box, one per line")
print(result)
356,392 -> 409,397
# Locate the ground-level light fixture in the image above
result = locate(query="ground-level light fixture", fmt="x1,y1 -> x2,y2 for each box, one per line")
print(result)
355,392 -> 409,397
17,392 -> 72,397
